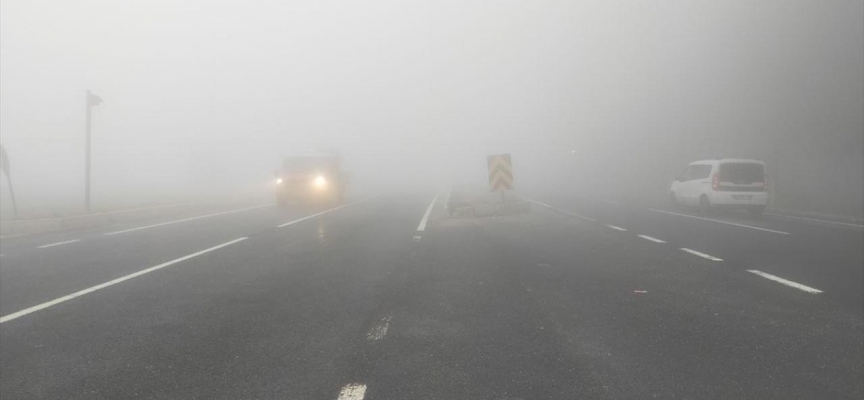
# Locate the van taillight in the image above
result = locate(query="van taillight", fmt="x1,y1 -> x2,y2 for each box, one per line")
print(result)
712,173 -> 719,191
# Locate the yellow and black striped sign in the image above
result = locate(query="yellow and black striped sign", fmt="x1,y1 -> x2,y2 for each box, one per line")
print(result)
487,153 -> 513,192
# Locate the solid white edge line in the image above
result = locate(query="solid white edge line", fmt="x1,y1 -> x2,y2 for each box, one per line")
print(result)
527,199 -> 597,222
417,193 -> 440,232
765,213 -> 864,229
277,196 -> 378,228
649,208 -> 790,235
337,383 -> 367,400
680,247 -> 724,262
605,224 -> 627,231
0,237 -> 248,324
37,239 -> 81,249
637,234 -> 666,243
105,204 -> 270,235
747,270 -> 823,294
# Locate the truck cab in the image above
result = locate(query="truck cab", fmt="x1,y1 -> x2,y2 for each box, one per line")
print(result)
275,152 -> 345,207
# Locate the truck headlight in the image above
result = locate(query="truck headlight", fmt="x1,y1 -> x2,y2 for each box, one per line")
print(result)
276,178 -> 283,184
313,175 -> 327,187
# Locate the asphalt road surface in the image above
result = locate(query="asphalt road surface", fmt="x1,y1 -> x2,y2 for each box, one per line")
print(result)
1,193 -> 862,399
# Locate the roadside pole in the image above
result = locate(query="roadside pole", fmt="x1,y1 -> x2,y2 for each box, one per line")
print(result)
85,91 -> 102,213
0,144 -> 17,218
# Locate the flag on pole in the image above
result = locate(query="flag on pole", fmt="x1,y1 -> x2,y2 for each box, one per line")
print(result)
87,91 -> 103,106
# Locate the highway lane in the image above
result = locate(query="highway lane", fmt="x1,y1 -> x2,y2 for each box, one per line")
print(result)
367,205 -> 862,399
0,194 -> 430,399
531,193 -> 864,316
1,192 -> 862,399
0,202 -> 290,316
0,200 -> 275,254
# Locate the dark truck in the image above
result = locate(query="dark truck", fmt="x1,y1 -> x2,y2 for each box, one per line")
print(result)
274,152 -> 346,207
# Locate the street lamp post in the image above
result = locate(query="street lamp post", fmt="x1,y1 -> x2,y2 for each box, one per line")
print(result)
85,90 -> 102,213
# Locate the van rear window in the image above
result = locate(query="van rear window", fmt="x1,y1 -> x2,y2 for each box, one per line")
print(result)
718,163 -> 764,184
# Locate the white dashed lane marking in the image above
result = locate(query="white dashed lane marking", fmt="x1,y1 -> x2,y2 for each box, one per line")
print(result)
747,270 -> 823,294
649,208 -> 790,235
605,224 -> 627,232
105,204 -> 270,235
38,239 -> 81,249
278,197 -> 377,228
637,234 -> 666,243
680,248 -> 724,262
337,383 -> 367,400
0,237 -> 248,324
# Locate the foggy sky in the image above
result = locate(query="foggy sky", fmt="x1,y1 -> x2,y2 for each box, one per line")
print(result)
1,0 -> 862,215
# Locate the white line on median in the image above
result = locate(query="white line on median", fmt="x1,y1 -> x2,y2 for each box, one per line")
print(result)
278,197 -> 377,228
765,213 -> 864,229
747,270 -> 823,294
367,315 -> 392,341
416,194 -> 440,232
0,237 -> 248,324
649,208 -> 790,235
680,248 -> 724,262
37,239 -> 81,249
527,199 -> 597,222
605,224 -> 627,231
104,204 -> 270,236
637,234 -> 666,243
337,383 -> 367,400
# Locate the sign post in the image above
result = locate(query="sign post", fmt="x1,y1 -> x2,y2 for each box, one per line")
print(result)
487,153 -> 514,203
85,90 -> 102,213
0,144 -> 18,219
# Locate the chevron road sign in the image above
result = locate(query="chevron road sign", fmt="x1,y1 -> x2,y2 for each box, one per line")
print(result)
487,153 -> 514,192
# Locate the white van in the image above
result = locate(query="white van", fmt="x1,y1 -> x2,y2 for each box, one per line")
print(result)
670,159 -> 768,216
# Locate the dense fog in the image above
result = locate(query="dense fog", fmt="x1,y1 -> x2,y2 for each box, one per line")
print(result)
1,0 -> 862,218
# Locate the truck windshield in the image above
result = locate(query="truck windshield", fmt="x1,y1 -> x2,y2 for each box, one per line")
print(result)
282,157 -> 335,173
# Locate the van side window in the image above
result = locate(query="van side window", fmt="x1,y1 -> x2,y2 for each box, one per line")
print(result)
693,165 -> 712,179
680,166 -> 693,181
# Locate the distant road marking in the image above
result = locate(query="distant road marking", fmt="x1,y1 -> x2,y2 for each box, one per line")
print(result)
605,224 -> 627,231
412,236 -> 422,242
747,270 -> 823,294
637,234 -> 666,243
416,193 -> 440,232
0,237 -> 247,324
337,383 -> 367,400
278,197 -> 377,228
577,196 -> 619,205
367,315 -> 392,341
680,248 -> 724,262
37,239 -> 81,249
107,200 -> 214,215
649,208 -> 790,235
528,199 -> 596,222
105,204 -> 270,235
765,213 -> 864,229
